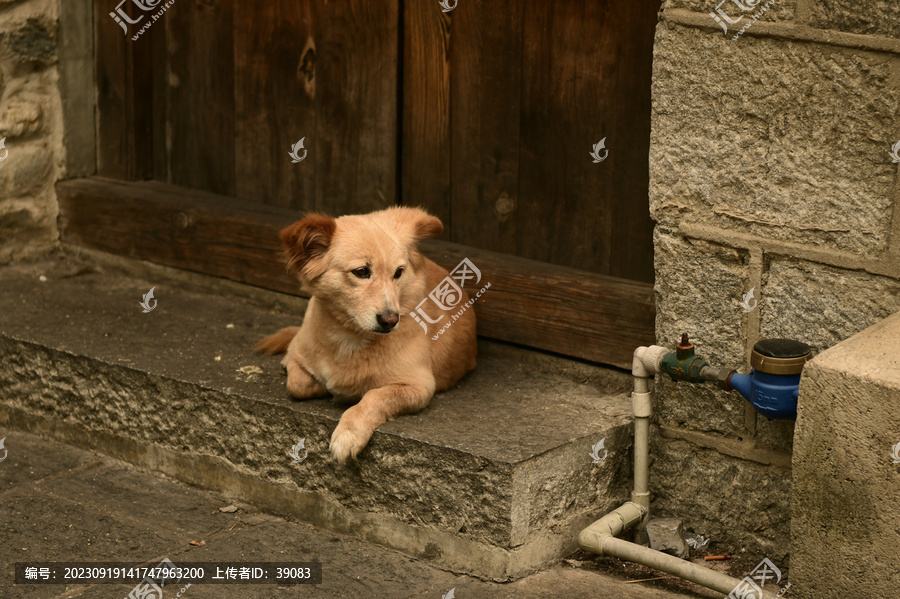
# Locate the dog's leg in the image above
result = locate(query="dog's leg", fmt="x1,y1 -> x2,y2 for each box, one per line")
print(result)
285,359 -> 328,399
330,383 -> 433,463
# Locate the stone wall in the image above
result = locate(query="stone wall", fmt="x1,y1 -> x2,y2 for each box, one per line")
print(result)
650,0 -> 900,569
0,0 -> 62,264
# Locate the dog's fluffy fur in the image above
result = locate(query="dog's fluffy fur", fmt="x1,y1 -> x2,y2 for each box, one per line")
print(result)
256,207 -> 477,462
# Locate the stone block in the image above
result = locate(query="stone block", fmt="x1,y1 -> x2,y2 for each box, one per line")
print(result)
0,203 -> 55,264
761,259 -> 900,355
651,436 -> 791,561
646,517 -> 690,559
0,141 -> 53,197
792,310 -> 900,598
654,230 -> 749,435
664,0 -> 795,23
0,16 -> 57,65
0,100 -> 43,138
808,0 -> 900,39
650,25 -> 899,254
753,417 -> 794,452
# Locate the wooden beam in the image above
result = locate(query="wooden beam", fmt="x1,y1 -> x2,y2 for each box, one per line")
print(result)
58,0 -> 96,179
57,177 -> 655,368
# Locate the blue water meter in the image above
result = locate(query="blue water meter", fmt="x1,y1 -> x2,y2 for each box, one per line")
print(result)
726,339 -> 812,420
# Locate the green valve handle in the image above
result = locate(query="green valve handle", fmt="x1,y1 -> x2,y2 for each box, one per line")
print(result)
660,334 -> 710,383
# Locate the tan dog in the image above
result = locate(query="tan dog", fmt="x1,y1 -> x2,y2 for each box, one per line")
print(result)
256,207 -> 477,462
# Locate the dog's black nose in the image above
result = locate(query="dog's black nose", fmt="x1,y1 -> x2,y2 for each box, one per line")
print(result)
376,311 -> 400,330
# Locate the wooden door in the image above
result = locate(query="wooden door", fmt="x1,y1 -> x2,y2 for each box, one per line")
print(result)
404,0 -> 658,283
63,0 -> 660,367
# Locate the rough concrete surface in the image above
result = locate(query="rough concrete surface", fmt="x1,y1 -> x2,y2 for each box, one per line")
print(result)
0,15 -> 56,65
761,258 -> 900,355
792,310 -> 900,598
807,0 -> 900,39
654,230 -> 749,436
651,436 -> 791,564
0,254 -> 636,580
752,417 -> 795,454
650,24 -> 899,254
0,430 -> 709,599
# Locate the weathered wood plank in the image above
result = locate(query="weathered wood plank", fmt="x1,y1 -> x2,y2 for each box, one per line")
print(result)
150,2 -> 168,183
58,177 -> 294,292
518,0 -> 658,283
59,0 -> 96,179
166,0 -> 236,195
606,1 -> 659,283
448,0 -> 524,254
401,0 -> 452,226
233,0 -> 317,210
57,177 -> 654,368
94,0 -> 153,180
314,0 -> 399,214
421,239 -> 656,369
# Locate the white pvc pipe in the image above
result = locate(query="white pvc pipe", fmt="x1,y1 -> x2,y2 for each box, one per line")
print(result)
631,376 -> 652,530
579,502 -> 646,545
579,501 -> 778,598
601,536 -> 779,599
578,346 -> 780,599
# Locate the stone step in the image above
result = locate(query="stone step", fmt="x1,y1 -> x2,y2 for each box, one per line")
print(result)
0,252 -> 637,581
0,428 -> 701,599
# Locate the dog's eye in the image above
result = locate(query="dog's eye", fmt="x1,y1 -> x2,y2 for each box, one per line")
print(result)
393,267 -> 404,280
351,267 -> 371,279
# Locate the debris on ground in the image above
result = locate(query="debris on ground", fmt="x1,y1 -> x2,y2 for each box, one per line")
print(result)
685,533 -> 710,551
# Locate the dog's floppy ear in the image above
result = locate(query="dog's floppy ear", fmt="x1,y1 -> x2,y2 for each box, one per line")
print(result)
385,207 -> 442,270
280,213 -> 336,281
399,207 -> 443,241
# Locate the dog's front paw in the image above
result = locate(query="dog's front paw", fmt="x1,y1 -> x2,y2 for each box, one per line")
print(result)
330,407 -> 375,463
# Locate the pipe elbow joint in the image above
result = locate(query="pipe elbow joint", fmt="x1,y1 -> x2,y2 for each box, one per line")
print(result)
578,526 -> 606,554
633,345 -> 668,377
579,502 -> 647,554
